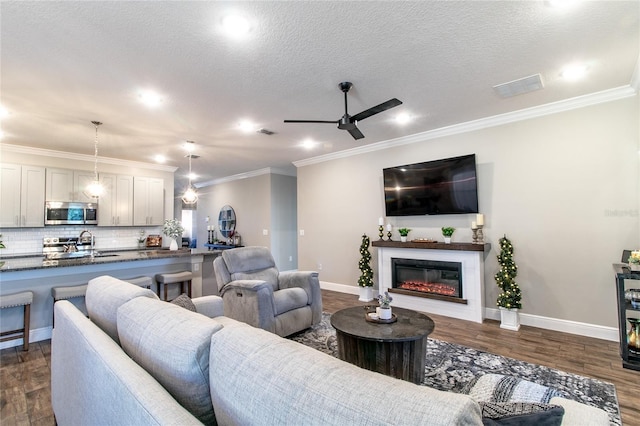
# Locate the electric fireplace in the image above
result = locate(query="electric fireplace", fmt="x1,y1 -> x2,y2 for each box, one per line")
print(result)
391,258 -> 463,299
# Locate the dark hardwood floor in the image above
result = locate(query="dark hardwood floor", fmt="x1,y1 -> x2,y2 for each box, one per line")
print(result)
1,289 -> 638,425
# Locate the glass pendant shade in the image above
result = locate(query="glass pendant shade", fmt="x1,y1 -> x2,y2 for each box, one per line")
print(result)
182,185 -> 198,204
181,144 -> 198,204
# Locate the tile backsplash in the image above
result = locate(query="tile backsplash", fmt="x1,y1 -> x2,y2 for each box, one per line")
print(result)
0,226 -> 162,256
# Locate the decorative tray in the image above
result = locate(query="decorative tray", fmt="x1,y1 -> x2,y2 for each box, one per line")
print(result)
411,238 -> 437,243
365,312 -> 398,324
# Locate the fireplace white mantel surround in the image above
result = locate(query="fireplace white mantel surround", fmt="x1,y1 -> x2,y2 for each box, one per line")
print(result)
372,241 -> 491,323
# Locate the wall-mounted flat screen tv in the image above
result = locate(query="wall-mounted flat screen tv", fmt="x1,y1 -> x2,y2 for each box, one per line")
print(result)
383,154 -> 479,216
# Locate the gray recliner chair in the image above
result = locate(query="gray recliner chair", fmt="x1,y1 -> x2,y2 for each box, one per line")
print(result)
213,246 -> 322,337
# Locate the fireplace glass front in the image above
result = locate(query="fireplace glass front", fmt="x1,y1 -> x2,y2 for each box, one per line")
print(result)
392,258 -> 462,298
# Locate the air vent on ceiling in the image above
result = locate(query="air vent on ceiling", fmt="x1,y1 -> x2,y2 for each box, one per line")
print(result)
493,74 -> 544,98
257,128 -> 275,135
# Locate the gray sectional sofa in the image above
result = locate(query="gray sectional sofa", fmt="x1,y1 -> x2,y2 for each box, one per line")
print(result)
51,275 -> 610,426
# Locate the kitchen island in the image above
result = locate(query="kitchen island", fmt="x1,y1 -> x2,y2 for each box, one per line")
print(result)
0,248 -> 221,349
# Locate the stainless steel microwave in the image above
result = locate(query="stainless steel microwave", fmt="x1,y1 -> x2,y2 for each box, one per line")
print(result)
45,202 -> 98,226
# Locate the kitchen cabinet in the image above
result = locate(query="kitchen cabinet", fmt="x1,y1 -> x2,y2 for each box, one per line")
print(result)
133,176 -> 164,226
98,174 -> 134,226
0,163 -> 46,228
46,168 -> 96,202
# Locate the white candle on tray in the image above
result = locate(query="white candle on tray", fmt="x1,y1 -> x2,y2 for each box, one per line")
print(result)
387,223 -> 392,231
476,214 -> 484,226
379,217 -> 384,226
471,221 -> 477,230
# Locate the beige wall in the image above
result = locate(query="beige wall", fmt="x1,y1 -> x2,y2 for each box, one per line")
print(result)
195,174 -> 272,252
194,172 -> 298,270
298,96 -> 639,328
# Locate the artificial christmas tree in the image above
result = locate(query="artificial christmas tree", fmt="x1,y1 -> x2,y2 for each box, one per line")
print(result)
494,235 -> 522,330
358,234 -> 374,301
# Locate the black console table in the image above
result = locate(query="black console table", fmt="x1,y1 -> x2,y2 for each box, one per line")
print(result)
613,263 -> 640,371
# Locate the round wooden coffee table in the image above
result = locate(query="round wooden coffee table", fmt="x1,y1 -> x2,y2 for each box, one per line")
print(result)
330,306 -> 434,384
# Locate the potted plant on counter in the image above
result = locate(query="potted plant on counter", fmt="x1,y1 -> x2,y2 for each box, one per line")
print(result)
398,228 -> 411,242
495,235 -> 522,331
441,227 -> 455,244
357,234 -> 374,302
162,219 -> 184,251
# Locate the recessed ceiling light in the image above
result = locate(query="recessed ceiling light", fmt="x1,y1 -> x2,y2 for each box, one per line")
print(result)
560,63 -> 589,81
221,14 -> 252,38
394,112 -> 413,125
154,154 -> 166,163
301,139 -> 316,150
238,120 -> 257,133
0,105 -> 9,118
138,89 -> 164,108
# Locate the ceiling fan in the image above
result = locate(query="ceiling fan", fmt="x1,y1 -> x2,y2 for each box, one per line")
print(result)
284,82 -> 402,140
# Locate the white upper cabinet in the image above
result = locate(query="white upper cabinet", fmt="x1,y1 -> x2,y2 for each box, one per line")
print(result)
98,174 -> 134,226
46,168 -> 96,202
0,163 -> 45,228
133,176 -> 164,226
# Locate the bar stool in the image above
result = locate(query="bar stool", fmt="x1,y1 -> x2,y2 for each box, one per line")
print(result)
52,284 -> 88,325
0,291 -> 33,351
123,276 -> 154,290
154,271 -> 193,301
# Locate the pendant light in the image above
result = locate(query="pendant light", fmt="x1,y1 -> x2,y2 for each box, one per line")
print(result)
85,121 -> 104,198
181,141 -> 198,204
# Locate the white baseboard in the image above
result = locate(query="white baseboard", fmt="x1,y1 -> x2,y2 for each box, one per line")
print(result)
485,307 -> 619,342
0,326 -> 52,350
321,281 -> 619,343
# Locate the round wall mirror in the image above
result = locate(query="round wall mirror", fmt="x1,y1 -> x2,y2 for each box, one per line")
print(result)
218,205 -> 236,238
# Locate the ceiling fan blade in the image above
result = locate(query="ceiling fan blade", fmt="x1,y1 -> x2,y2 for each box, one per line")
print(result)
347,126 -> 365,140
284,119 -> 338,124
351,98 -> 402,122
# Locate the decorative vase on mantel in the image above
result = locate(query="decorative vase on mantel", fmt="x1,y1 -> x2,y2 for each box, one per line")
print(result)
499,307 -> 520,331
169,238 -> 179,251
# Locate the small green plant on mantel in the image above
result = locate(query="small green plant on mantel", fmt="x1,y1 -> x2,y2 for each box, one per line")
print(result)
357,234 -> 374,288
398,228 -> 411,237
441,227 -> 456,237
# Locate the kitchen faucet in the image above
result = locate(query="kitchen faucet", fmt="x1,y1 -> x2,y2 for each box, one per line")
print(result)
79,230 -> 94,252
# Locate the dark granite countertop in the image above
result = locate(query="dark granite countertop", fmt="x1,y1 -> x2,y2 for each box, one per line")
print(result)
0,248 -> 213,272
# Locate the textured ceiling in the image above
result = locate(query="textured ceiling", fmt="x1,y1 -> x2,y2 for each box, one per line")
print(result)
1,1 -> 638,190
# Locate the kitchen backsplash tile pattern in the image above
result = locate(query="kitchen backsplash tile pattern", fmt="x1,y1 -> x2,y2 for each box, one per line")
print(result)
0,226 -> 162,256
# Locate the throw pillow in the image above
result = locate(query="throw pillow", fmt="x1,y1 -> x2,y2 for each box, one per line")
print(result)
171,293 -> 196,312
480,402 -> 564,426
465,374 -> 561,404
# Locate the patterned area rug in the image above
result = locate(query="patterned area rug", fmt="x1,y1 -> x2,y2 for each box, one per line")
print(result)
288,312 -> 620,426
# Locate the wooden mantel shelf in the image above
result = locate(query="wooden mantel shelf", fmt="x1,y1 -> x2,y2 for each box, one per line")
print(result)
372,240 -> 490,252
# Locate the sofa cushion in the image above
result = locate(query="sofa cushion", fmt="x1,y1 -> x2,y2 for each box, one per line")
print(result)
117,297 -> 223,425
273,287 -> 308,315
208,318 -> 483,425
86,275 -> 158,344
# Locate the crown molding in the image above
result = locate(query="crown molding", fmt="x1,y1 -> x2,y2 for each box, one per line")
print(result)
197,166 -> 296,188
0,143 -> 178,172
293,85 -> 637,168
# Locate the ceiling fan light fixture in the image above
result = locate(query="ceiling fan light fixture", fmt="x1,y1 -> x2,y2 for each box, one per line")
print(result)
86,121 -> 104,199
